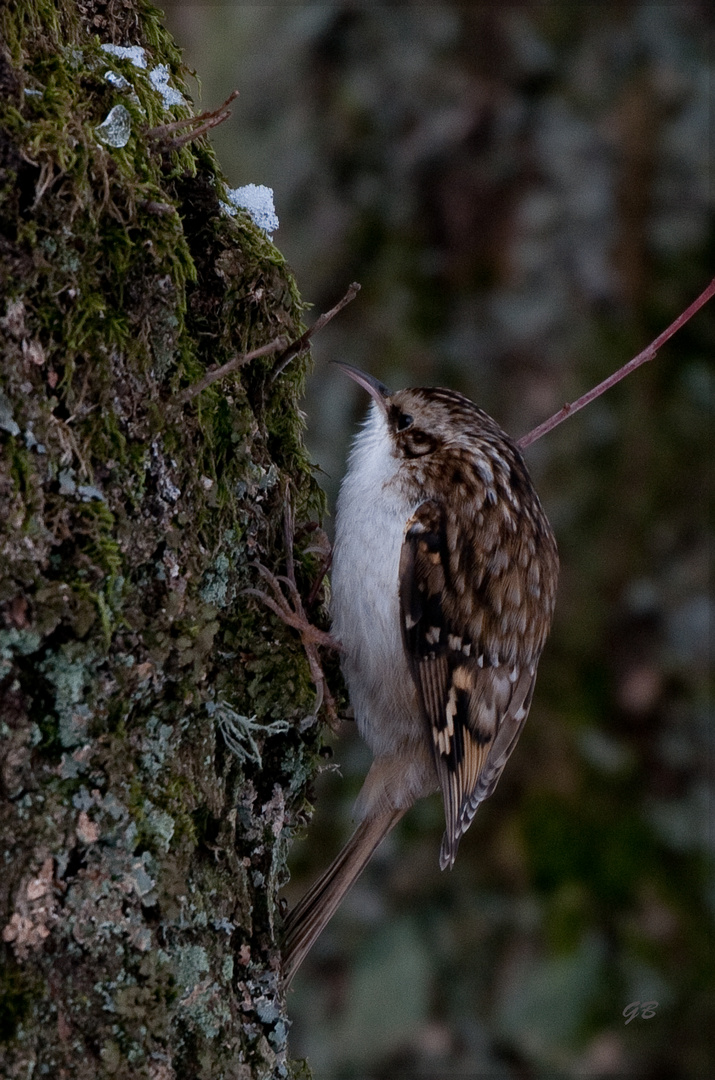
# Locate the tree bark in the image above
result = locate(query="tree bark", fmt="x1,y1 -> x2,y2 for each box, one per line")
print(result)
0,3 -> 325,1077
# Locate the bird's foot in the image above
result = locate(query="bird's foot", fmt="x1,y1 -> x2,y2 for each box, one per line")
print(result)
244,502 -> 342,728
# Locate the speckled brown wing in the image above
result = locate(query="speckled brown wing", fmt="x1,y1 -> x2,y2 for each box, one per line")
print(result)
399,498 -> 543,870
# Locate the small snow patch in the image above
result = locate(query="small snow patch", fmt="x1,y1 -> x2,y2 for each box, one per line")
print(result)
223,184 -> 279,235
100,43 -> 147,69
149,64 -> 186,108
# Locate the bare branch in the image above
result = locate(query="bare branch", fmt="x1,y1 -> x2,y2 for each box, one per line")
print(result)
518,277 -> 715,450
175,336 -> 288,405
175,282 -> 362,407
146,90 -> 240,149
269,282 -> 361,382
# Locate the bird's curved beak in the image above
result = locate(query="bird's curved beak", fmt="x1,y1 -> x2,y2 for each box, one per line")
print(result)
332,361 -> 390,414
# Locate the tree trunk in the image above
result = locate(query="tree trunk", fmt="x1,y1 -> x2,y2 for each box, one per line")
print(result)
0,3 -> 325,1077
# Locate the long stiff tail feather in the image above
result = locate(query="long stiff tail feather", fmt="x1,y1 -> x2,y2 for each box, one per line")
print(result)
282,807 -> 405,987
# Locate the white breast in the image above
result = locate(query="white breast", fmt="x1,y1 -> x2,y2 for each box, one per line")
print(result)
331,403 -> 421,758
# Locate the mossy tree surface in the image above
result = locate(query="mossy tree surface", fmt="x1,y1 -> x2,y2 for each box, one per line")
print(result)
0,3 -> 327,1077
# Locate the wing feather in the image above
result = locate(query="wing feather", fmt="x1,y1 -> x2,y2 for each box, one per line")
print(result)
399,499 -> 542,869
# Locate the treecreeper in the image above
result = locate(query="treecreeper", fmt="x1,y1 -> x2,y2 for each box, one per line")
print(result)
282,363 -> 559,984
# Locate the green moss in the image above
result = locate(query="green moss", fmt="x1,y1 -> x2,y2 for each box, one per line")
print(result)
7,441 -> 34,495
0,2 -> 330,1075
0,964 -> 37,1044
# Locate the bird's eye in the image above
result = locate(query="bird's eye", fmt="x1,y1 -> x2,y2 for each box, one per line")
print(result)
396,413 -> 413,431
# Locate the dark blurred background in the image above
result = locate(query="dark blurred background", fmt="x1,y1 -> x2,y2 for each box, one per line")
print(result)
164,4 -> 713,1077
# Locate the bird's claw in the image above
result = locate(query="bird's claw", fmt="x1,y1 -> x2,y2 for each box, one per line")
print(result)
244,503 -> 342,728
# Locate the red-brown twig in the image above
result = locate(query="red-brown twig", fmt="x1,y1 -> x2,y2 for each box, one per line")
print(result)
146,90 -> 239,149
306,549 -> 332,609
176,282 -> 362,406
176,336 -> 289,405
269,282 -> 361,382
518,277 -> 715,450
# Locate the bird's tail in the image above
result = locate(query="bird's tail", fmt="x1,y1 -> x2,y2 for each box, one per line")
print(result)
282,807 -> 405,987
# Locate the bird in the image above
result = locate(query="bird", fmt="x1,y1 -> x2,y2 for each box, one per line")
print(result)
281,362 -> 559,985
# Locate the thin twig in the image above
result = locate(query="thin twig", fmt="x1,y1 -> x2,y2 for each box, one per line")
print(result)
518,277 -> 715,450
164,113 -> 234,151
306,549 -> 332,609
176,336 -> 288,405
269,282 -> 361,382
283,497 -> 296,589
146,90 -> 239,143
176,281 -> 361,406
